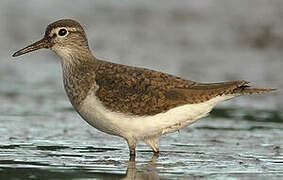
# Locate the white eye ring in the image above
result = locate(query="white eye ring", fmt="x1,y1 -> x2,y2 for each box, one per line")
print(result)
58,28 -> 68,37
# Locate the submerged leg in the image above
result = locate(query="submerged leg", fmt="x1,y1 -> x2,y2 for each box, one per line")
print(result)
127,138 -> 137,156
144,137 -> 159,154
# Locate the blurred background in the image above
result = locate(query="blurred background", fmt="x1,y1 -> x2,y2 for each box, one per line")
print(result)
1,0 -> 282,109
0,0 -> 282,179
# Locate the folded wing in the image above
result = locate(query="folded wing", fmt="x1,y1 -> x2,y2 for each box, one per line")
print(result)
94,60 -> 275,116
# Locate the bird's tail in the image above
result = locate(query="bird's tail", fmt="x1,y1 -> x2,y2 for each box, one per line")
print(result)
177,80 -> 276,104
194,80 -> 276,96
232,84 -> 276,95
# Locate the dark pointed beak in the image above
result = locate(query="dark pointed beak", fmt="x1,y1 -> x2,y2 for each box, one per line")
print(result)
12,37 -> 50,57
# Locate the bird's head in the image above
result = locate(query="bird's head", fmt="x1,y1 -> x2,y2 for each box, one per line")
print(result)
13,19 -> 90,60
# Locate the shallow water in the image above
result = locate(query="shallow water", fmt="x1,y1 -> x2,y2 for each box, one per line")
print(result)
1,0 -> 283,179
0,106 -> 282,179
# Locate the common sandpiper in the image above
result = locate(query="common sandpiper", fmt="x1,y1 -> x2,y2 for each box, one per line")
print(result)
12,19 -> 275,156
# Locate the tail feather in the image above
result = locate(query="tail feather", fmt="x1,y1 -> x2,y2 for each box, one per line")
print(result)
177,80 -> 276,104
194,80 -> 276,96
232,85 -> 276,94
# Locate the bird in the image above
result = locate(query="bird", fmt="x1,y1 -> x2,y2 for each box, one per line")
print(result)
12,19 -> 275,156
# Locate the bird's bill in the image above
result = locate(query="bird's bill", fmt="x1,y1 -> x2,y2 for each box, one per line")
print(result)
12,38 -> 50,57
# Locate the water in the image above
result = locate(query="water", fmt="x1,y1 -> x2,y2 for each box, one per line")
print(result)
0,0 -> 283,179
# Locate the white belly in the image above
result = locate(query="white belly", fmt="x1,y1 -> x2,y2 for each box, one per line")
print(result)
76,92 -> 235,140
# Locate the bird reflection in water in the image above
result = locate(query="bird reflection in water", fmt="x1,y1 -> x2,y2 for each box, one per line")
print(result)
120,154 -> 160,180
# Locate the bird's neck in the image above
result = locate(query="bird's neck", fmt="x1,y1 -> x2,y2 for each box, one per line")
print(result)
61,54 -> 98,108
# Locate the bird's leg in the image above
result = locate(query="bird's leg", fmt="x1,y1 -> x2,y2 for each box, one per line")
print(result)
127,138 -> 137,156
144,137 -> 159,154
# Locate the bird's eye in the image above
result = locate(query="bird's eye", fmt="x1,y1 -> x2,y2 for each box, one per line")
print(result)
58,28 -> 68,36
